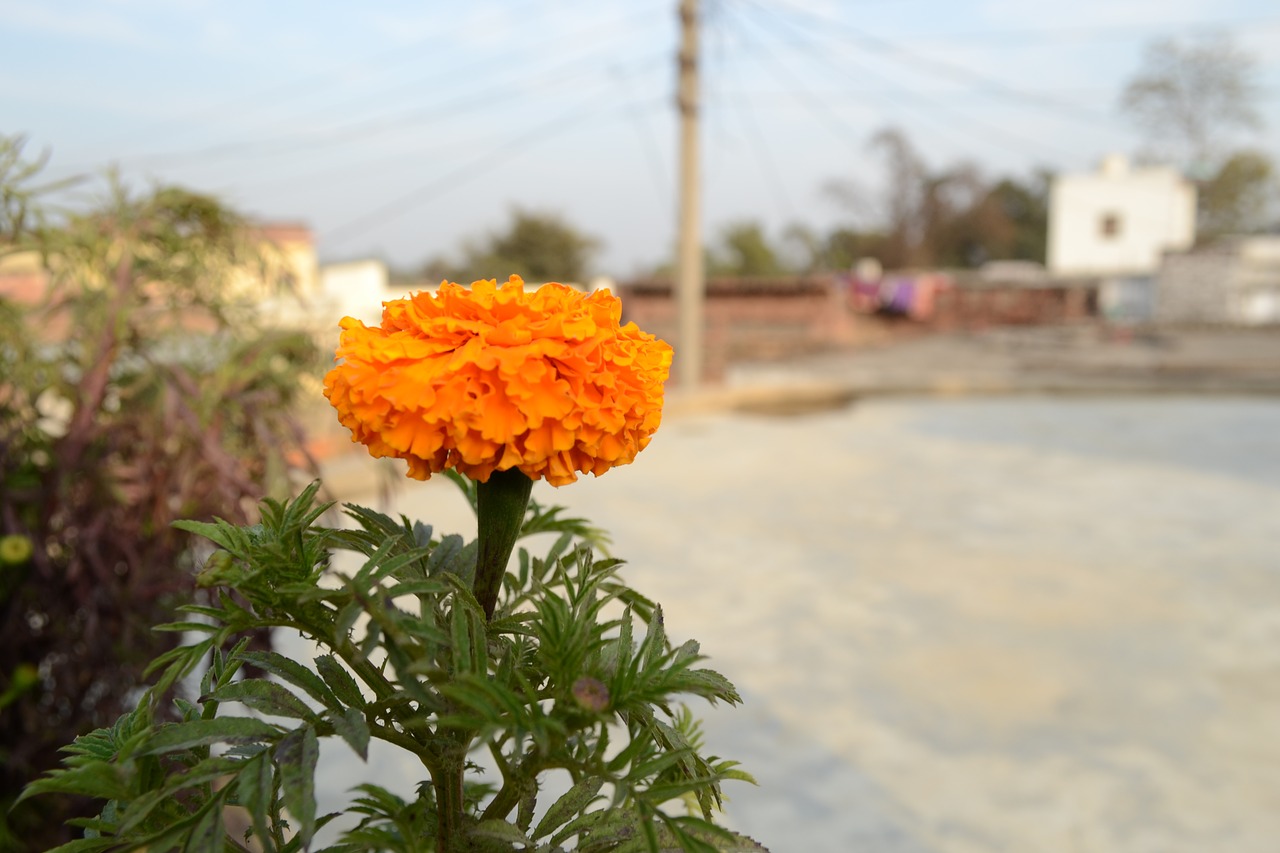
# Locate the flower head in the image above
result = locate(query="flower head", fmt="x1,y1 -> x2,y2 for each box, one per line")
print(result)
323,276 -> 672,486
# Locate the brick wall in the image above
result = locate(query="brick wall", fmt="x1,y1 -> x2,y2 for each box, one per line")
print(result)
619,277 -> 855,381
619,275 -> 1100,382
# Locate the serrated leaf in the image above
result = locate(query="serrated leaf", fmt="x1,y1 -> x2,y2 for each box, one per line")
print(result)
554,808 -> 639,848
450,604 -> 473,676
117,755 -> 245,834
470,819 -> 534,845
427,535 -> 468,573
172,518 -> 237,549
181,799 -> 224,853
276,726 -> 319,845
315,655 -> 364,708
44,840 -> 121,853
238,650 -> 341,712
366,546 -> 433,586
670,668 -> 742,705
138,717 -> 281,755
153,621 -> 221,634
330,706 -> 370,761
235,753 -> 276,853
411,520 -> 433,546
532,776 -> 604,840
18,761 -> 133,805
203,679 -> 317,721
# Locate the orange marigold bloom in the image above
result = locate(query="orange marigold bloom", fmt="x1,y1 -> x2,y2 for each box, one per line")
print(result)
323,276 -> 673,486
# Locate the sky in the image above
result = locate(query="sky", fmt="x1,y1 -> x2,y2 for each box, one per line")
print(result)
3,0 -> 1279,277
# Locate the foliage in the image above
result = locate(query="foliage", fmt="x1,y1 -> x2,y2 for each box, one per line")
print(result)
0,136 -> 63,252
1119,34 -> 1263,170
22,481 -> 760,853
1198,149 -> 1278,239
821,127 -> 1051,270
0,136 -> 321,848
707,222 -> 786,278
425,209 -> 600,286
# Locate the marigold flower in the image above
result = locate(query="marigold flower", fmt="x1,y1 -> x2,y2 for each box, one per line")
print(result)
323,276 -> 673,486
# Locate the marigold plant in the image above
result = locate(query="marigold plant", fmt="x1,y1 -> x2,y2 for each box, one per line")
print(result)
323,275 -> 673,486
24,277 -> 766,853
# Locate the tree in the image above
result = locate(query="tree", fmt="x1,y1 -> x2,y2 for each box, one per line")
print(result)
0,137 -> 320,849
868,127 -> 929,267
424,207 -> 599,284
1199,149 -> 1278,238
708,220 -> 786,276
1119,35 -> 1263,170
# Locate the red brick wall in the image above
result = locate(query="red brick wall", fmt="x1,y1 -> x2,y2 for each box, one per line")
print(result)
619,277 -> 855,381
619,275 -> 1100,384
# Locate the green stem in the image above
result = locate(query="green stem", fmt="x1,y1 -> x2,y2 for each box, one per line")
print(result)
433,739 -> 468,852
474,468 -> 533,620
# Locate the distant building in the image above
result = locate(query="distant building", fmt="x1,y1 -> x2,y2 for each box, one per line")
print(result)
1047,154 -> 1196,277
245,222 -> 319,302
318,259 -> 392,326
1155,237 -> 1280,325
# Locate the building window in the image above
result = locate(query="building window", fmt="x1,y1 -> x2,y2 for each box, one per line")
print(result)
1099,212 -> 1122,239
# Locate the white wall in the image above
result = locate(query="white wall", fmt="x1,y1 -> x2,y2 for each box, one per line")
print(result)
318,259 -> 394,326
1048,155 -> 1196,277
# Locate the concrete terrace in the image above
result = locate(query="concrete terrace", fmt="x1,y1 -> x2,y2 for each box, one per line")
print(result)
311,329 -> 1280,852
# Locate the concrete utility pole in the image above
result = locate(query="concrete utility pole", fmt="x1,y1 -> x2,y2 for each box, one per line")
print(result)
675,0 -> 703,388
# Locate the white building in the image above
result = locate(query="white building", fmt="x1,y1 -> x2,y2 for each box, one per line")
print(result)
318,259 -> 395,327
1047,155 -> 1196,277
1156,237 -> 1280,325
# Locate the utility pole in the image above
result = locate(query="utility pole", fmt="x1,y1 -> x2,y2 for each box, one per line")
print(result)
675,0 -> 703,388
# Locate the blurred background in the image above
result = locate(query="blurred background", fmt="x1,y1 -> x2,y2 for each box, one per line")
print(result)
2,0 -> 1280,851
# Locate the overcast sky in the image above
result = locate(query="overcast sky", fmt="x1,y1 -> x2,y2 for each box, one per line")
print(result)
3,0 -> 1279,277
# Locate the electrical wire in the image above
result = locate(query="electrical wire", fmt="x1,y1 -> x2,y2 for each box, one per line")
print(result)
609,64 -> 672,210
738,0 -> 1112,125
725,4 -> 1083,162
55,11 -> 669,174
324,90 -> 663,246
73,0 -> 609,153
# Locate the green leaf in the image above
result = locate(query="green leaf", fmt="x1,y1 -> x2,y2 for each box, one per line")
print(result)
330,706 -> 370,761
470,819 -> 534,845
532,776 -> 604,840
138,717 -> 281,755
117,755 -> 246,834
203,679 -> 318,721
152,621 -> 221,634
553,808 -> 638,848
44,840 -> 121,853
235,752 -> 276,853
427,533 -> 476,580
173,517 -> 239,550
450,602 -> 474,676
640,605 -> 667,669
18,761 -> 133,805
238,650 -> 341,711
668,668 -> 743,705
275,725 -> 319,845
181,798 -> 225,853
315,654 -> 364,708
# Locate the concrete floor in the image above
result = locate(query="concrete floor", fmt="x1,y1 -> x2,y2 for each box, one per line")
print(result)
314,396 -> 1280,853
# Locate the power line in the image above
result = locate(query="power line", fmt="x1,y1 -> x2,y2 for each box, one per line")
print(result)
55,13 -> 669,176
241,4 -> 668,140
244,59 -> 673,204
70,0 -> 608,154
324,90 -> 661,246
59,47 -> 668,176
738,0 -> 1111,126
609,65 -> 672,211
894,16 -> 1280,44
725,5 -> 1082,162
